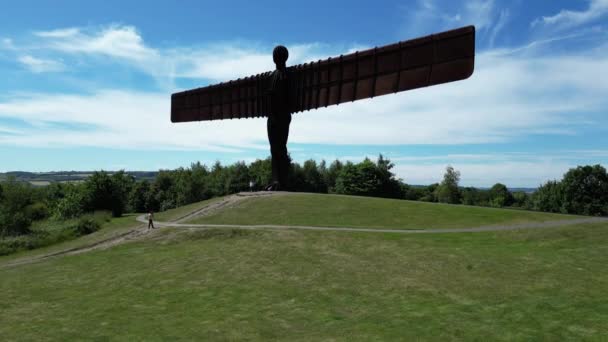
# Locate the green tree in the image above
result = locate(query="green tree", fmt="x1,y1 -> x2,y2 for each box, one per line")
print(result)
511,191 -> 530,208
435,166 -> 461,204
153,171 -> 177,211
335,158 -> 388,197
190,161 -> 211,199
129,180 -> 151,213
325,160 -> 344,193
288,161 -> 307,192
249,158 -> 272,191
83,171 -> 128,217
375,155 -> 402,198
403,185 -> 425,201
301,159 -> 326,193
110,171 -> 134,216
52,184 -> 87,219
488,183 -> 513,207
561,165 -> 608,216
420,183 -> 439,202
531,180 -> 563,213
228,162 -> 251,194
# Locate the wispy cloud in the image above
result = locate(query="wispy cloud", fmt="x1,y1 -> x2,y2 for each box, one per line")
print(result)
12,24 -> 344,88
532,0 -> 608,30
34,25 -> 158,62
18,55 -> 64,73
488,9 -> 509,47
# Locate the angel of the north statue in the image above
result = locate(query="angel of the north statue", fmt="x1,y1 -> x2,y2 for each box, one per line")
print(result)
171,25 -> 475,191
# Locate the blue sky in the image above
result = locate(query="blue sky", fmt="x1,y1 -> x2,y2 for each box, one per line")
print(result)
0,0 -> 607,187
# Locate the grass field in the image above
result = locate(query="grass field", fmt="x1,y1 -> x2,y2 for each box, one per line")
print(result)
187,193 -> 580,229
1,193 -> 606,340
1,222 -> 607,340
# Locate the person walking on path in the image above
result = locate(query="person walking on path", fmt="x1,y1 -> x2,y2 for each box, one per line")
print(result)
147,211 -> 155,230
249,180 -> 255,192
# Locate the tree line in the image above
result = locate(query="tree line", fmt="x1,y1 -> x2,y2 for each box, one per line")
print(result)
2,156 -> 607,239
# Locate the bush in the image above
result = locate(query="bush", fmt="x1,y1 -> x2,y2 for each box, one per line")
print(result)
0,235 -> 35,256
0,211 -> 32,237
26,202 -> 49,221
91,210 -> 112,223
73,216 -> 101,236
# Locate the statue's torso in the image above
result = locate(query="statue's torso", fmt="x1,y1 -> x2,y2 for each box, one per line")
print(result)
268,69 -> 290,121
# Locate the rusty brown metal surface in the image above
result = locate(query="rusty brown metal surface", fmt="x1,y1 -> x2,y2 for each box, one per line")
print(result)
171,25 -> 475,123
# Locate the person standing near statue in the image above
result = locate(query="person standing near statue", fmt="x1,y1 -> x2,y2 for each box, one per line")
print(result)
147,211 -> 155,230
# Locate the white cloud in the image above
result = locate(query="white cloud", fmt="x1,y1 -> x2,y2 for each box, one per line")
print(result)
26,25 -> 342,85
17,55 -> 64,73
0,90 -> 264,151
35,28 -> 80,38
532,0 -> 608,30
35,25 -> 159,62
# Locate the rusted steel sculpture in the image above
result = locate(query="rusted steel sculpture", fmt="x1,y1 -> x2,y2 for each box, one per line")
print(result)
171,25 -> 476,190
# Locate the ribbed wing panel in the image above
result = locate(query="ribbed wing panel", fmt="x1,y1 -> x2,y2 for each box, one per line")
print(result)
171,72 -> 271,122
290,25 -> 475,113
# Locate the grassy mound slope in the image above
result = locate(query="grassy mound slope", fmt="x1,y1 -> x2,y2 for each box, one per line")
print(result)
1,222 -> 607,340
187,193 -> 579,229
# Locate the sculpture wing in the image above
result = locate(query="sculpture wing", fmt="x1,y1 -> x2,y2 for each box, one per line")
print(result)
171,25 -> 475,122
289,25 -> 475,113
171,71 -> 273,122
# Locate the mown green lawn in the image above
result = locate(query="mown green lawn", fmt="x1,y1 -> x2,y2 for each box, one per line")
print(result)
1,222 -> 607,340
186,193 -> 580,229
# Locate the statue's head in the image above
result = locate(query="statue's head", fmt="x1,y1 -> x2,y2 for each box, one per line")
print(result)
273,45 -> 289,69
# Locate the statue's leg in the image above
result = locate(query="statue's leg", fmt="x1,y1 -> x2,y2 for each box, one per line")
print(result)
267,118 -> 282,189
276,115 -> 292,189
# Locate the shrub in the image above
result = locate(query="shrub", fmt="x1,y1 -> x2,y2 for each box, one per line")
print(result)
73,216 -> 101,236
91,210 -> 112,223
26,202 -> 49,221
0,211 -> 32,237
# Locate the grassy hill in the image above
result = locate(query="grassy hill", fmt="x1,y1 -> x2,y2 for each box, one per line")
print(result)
1,193 -> 607,340
186,193 -> 579,229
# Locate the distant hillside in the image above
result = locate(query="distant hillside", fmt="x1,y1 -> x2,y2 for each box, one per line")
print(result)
0,171 -> 158,186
